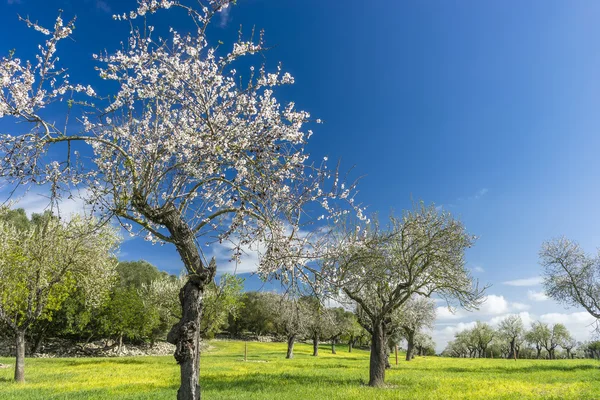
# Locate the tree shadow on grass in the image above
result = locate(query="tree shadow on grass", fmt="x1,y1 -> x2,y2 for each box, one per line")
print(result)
201,371 -> 364,392
63,358 -> 148,367
407,364 -> 598,374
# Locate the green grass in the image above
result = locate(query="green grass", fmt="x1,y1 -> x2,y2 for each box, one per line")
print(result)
1,341 -> 599,399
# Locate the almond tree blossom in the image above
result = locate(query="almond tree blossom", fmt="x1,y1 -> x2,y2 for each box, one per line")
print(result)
540,237 -> 600,325
0,1 -> 361,398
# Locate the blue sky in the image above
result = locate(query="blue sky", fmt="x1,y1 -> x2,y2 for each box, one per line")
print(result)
2,0 -> 600,351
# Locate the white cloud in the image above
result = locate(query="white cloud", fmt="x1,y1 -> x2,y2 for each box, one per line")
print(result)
12,187 -> 90,219
479,294 -> 510,315
436,306 -> 466,320
511,302 -> 530,311
219,5 -> 231,27
473,266 -> 485,273
539,312 -> 597,342
503,276 -> 543,287
209,239 -> 261,274
95,0 -> 110,13
528,290 -> 549,302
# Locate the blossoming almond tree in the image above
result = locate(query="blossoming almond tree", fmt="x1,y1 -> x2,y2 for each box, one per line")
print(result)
0,1 -> 361,398
322,204 -> 484,387
396,295 -> 436,361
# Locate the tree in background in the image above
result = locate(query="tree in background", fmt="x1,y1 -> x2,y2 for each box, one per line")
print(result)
413,333 -> 436,356
525,322 -> 550,359
0,211 -> 119,382
272,297 -> 309,359
228,292 -> 279,337
200,272 -> 244,339
323,205 -> 484,386
327,307 -> 355,355
397,295 -> 436,361
540,323 -> 571,360
303,296 -> 334,357
344,316 -> 367,353
0,1 -> 361,398
497,315 -> 524,360
472,322 -> 495,358
562,337 -> 577,359
540,238 -> 600,329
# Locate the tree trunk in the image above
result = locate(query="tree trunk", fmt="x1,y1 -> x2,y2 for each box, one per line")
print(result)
405,330 -> 415,361
331,338 -> 336,355
117,333 -> 123,356
286,335 -> 295,359
133,203 -> 215,400
32,329 -> 46,354
368,322 -> 387,387
348,338 -> 353,353
566,349 -> 571,358
167,277 -> 206,400
536,347 -> 541,359
14,330 -> 26,383
312,336 -> 319,357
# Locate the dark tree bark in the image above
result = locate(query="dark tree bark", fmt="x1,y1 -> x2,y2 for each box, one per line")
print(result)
368,321 -> 387,387
348,338 -> 353,353
536,346 -> 542,359
134,201 -> 216,400
168,277 -> 206,400
405,330 -> 415,361
331,338 -> 336,355
508,338 -> 516,360
286,335 -> 295,359
14,330 -> 26,383
312,336 -> 319,357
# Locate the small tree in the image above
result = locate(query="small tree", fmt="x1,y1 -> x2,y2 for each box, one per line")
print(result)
273,296 -> 309,359
562,336 -> 577,359
303,296 -> 334,357
540,323 -> 570,360
344,316 -> 365,353
525,321 -> 550,359
323,205 -> 484,386
472,321 -> 495,358
396,295 -> 436,361
328,307 -> 355,354
413,333 -> 435,356
0,213 -> 119,382
497,315 -> 524,360
540,238 -> 600,327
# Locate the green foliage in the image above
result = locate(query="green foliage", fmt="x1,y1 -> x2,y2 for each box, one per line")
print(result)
228,292 -> 279,336
0,211 -> 120,333
116,260 -> 167,289
201,274 -> 245,338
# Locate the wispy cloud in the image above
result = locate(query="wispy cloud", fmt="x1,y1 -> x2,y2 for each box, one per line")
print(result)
502,276 -> 543,287
459,188 -> 489,202
219,4 -> 231,28
527,290 -> 549,301
7,0 -> 22,4
473,266 -> 485,273
95,0 -> 111,13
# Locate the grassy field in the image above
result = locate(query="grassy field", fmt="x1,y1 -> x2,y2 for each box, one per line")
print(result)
1,340 -> 599,399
